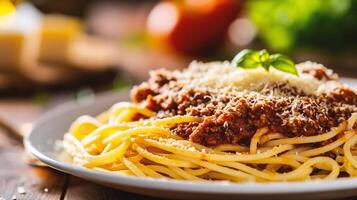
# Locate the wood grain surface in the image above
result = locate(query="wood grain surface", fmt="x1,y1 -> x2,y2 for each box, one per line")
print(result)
0,130 -> 68,200
64,177 -> 151,200
0,99 -> 157,200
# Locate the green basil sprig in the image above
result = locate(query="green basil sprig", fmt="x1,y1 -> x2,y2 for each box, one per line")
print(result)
232,49 -> 298,75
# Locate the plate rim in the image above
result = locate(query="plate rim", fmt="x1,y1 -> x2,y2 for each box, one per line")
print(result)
26,80 -> 357,195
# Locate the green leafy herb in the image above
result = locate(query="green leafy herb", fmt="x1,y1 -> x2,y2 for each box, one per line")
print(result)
232,49 -> 298,75
269,54 -> 297,75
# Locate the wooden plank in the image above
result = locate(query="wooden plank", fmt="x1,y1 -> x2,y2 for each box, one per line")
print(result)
0,100 -> 42,137
64,176 -> 357,200
64,176 -> 154,200
0,131 -> 68,200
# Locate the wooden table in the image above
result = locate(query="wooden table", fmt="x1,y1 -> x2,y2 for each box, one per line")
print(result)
0,99 -> 154,200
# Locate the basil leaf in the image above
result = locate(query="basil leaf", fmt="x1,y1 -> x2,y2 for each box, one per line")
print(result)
259,49 -> 270,62
232,49 -> 261,69
269,54 -> 298,75
232,49 -> 298,76
259,49 -> 270,71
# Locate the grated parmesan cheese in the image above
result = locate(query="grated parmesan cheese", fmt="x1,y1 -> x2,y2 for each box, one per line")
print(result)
174,61 -> 342,96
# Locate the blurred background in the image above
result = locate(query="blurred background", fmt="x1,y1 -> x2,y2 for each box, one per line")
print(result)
0,0 -> 356,105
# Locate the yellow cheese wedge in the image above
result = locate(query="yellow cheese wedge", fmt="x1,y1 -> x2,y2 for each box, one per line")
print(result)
0,0 -> 15,17
38,15 -> 81,65
0,32 -> 25,70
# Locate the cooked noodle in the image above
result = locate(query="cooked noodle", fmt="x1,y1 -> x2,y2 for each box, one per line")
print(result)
63,102 -> 357,182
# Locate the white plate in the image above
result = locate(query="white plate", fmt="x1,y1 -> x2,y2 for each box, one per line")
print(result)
26,78 -> 357,200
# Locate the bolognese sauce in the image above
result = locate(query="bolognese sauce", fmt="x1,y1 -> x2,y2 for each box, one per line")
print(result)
131,62 -> 357,146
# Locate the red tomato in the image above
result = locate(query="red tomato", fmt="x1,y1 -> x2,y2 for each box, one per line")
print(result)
147,0 -> 242,55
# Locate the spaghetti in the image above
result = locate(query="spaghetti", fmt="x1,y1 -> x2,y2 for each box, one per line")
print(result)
63,60 -> 357,182
63,101 -> 357,182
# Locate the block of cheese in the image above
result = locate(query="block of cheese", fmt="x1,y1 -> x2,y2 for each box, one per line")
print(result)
0,2 -> 41,71
0,0 -> 15,17
0,33 -> 25,70
38,15 -> 81,65
0,1 -> 21,71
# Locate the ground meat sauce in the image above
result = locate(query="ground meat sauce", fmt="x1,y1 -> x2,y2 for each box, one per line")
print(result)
299,63 -> 338,81
131,64 -> 357,146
